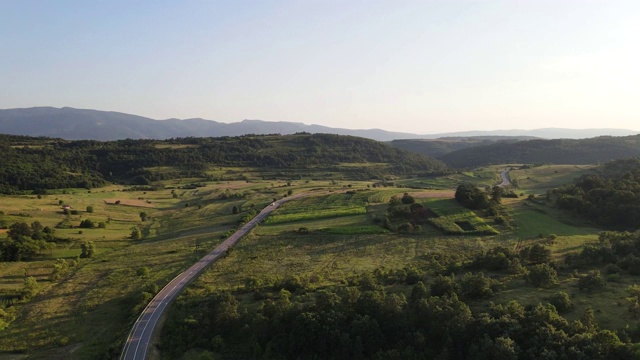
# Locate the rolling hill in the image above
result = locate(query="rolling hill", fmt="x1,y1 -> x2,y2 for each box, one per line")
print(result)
439,135 -> 640,168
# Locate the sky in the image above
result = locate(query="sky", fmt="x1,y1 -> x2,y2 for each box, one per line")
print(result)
1,0 -> 639,134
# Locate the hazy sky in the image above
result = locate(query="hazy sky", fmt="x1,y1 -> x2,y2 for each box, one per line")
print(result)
2,1 -> 639,134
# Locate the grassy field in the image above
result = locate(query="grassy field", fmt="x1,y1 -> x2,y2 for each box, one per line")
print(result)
397,166 -> 503,189
508,164 -> 597,194
424,198 -> 499,235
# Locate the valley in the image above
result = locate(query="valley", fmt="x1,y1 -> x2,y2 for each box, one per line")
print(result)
0,134 -> 639,359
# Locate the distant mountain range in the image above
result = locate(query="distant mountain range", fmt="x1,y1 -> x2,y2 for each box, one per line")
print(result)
0,107 -> 638,141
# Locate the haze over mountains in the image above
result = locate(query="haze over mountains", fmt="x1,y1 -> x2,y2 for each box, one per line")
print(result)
0,107 -> 638,142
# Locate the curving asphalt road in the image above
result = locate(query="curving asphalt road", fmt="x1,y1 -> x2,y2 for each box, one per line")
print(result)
120,194 -> 306,360
499,170 -> 511,187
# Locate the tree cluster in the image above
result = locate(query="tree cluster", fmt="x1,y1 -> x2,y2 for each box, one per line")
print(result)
0,221 -> 54,261
549,159 -> 640,230
162,277 -> 631,360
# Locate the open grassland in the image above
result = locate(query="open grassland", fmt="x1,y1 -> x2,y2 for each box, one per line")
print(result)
508,164 -> 597,193
398,165 -> 504,189
510,202 -> 599,240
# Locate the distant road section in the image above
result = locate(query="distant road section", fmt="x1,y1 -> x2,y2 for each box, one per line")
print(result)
120,194 -> 306,360
499,170 -> 511,187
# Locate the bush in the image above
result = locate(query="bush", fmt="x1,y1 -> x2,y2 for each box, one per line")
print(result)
80,242 -> 95,258
430,275 -> 458,297
79,219 -> 95,229
578,270 -> 606,292
520,244 -> 551,264
526,263 -> 558,288
605,263 -> 623,274
55,219 -> 73,229
458,272 -> 494,299
548,291 -> 574,313
136,267 -> 150,278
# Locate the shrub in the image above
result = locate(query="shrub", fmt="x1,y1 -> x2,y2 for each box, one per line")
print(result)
136,267 -> 150,278
401,193 -> 415,204
605,263 -> 623,275
79,219 -> 95,229
578,270 -> 606,292
430,275 -> 458,297
458,272 -> 494,299
80,242 -> 96,258
526,263 -> 558,288
548,291 -> 574,313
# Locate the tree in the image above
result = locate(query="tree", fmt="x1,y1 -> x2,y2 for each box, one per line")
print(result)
401,193 -> 415,204
8,222 -> 32,240
232,205 -> 239,214
455,183 -> 490,210
491,186 -> 503,204
86,205 -> 94,213
139,211 -> 148,222
1,222 -> 45,261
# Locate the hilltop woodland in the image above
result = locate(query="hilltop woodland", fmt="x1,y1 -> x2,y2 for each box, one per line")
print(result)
0,133 -> 446,194
549,158 -> 640,230
4,131 -> 640,359
389,136 -> 534,159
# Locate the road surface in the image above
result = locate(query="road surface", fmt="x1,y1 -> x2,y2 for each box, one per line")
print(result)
120,194 -> 306,360
499,170 -> 511,187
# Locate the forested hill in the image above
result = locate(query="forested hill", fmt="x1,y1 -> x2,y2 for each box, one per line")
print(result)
389,136 -> 536,158
0,133 -> 447,193
439,135 -> 640,168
